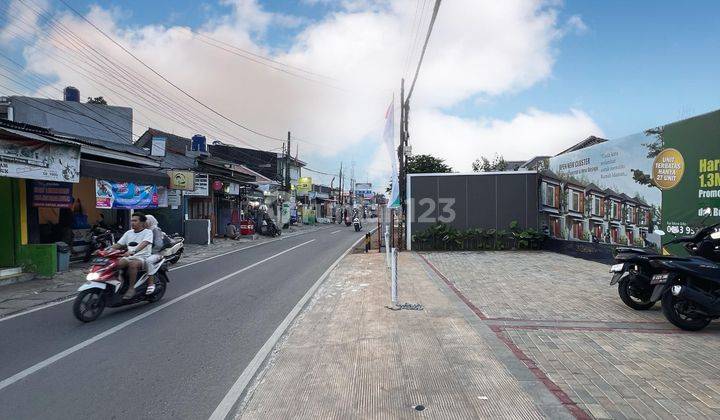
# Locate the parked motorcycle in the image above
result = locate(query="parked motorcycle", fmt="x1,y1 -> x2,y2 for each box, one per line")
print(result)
610,208 -> 720,310
73,240 -> 184,322
353,217 -> 362,232
261,217 -> 281,237
645,209 -> 720,331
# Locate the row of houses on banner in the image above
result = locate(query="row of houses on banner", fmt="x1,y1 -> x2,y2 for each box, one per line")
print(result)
539,170 -> 653,246
0,88 -> 331,279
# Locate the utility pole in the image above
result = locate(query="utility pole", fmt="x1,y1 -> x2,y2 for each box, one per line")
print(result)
339,162 -> 343,205
397,78 -> 406,250
285,131 -> 291,192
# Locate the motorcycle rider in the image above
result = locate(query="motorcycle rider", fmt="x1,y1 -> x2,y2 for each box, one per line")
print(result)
112,212 -> 153,299
143,215 -> 167,295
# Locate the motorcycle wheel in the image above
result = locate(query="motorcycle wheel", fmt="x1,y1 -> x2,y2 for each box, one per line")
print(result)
618,278 -> 655,310
146,272 -> 168,303
661,292 -> 711,331
73,290 -> 106,322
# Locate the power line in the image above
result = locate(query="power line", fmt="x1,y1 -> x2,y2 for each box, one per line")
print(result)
402,0 -> 428,81
0,5 -> 286,168
405,0 -> 442,105
7,0 -> 325,169
55,0 -> 292,144
190,30 -> 341,86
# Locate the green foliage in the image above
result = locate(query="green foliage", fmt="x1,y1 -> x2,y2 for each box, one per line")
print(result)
86,96 -> 107,105
406,154 -> 452,174
472,154 -> 507,172
412,221 -> 546,252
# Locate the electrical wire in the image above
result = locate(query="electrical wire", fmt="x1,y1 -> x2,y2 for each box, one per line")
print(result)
55,0 -> 295,144
405,0 -> 441,104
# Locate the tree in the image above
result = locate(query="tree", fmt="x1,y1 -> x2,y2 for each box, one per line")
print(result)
406,154 -> 452,174
472,154 -> 507,172
631,126 -> 664,188
86,96 -> 107,105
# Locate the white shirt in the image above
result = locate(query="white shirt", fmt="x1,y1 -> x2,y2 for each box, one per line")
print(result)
117,229 -> 154,257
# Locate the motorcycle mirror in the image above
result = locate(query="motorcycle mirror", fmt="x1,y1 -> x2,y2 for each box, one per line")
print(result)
654,229 -> 666,236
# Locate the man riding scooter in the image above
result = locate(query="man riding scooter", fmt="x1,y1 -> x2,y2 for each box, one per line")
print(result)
112,212 -> 153,300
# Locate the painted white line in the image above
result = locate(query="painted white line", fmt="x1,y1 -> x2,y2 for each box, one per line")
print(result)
329,229 -> 343,235
0,227 -> 331,323
209,227 -> 378,420
169,227 -> 330,271
0,239 -> 316,392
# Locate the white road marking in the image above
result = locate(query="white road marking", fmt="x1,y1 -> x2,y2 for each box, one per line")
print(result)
329,229 -> 343,235
209,227 -> 378,420
0,227 -> 332,323
0,239 -> 316,392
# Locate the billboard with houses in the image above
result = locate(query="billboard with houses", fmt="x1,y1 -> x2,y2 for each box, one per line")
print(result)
544,109 -> 720,252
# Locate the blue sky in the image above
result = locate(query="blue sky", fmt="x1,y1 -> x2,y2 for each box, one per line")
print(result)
3,0 -> 720,188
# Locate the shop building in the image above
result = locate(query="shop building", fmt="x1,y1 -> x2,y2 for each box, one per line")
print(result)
1,119 -> 168,277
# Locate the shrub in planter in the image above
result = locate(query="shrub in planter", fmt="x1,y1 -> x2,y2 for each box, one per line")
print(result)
485,228 -> 497,249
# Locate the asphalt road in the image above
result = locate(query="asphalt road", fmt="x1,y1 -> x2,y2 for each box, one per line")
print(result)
0,222 -> 376,419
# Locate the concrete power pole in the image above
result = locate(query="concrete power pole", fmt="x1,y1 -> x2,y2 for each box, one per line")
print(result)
285,131 -> 291,192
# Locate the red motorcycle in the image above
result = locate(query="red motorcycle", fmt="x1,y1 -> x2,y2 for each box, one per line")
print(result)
72,241 -> 182,322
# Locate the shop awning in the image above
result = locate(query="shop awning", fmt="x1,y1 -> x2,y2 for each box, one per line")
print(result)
81,159 -> 169,186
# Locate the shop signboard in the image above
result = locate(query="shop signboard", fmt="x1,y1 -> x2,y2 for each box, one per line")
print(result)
297,177 -> 312,193
95,180 -> 159,209
157,186 -> 168,208
185,173 -> 209,196
168,170 -> 195,191
224,182 -> 240,195
167,189 -> 182,208
30,181 -> 74,208
0,138 -> 80,182
281,202 -> 290,224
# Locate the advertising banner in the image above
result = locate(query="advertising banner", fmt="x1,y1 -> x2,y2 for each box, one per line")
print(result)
660,110 -> 720,238
0,138 -> 80,182
30,181 -> 74,208
549,131 -> 662,212
168,170 -> 195,191
185,173 -> 209,196
548,109 -> 720,253
383,99 -> 400,208
95,180 -> 159,209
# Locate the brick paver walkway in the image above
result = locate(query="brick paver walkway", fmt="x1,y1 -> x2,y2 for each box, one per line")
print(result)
421,251 -> 720,420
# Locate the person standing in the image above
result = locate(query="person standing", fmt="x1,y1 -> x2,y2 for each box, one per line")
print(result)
364,232 -> 371,253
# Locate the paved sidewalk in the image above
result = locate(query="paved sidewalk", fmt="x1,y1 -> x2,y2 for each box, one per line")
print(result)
421,251 -> 720,419
237,252 -> 576,419
0,223 -> 330,318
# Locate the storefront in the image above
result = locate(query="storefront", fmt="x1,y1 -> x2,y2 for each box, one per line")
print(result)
29,159 -> 170,260
1,125 -> 82,276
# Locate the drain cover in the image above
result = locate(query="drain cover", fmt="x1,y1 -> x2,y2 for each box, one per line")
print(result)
413,404 -> 426,411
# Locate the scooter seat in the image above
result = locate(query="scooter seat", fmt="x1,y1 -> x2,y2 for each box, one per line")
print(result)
160,241 -> 184,257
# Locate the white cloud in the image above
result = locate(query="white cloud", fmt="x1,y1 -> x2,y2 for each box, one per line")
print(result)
0,0 -> 49,44
564,14 -> 588,35
409,108 -> 603,172
13,0 -> 597,177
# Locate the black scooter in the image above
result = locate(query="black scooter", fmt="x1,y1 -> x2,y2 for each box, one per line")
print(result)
610,210 -> 720,310
646,210 -> 720,331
